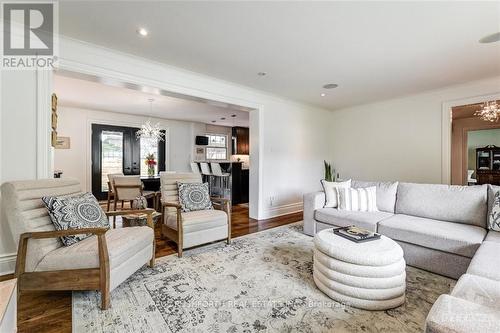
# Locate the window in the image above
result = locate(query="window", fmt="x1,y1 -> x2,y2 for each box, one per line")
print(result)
206,134 -> 227,160
101,131 -> 123,192
140,137 -> 159,176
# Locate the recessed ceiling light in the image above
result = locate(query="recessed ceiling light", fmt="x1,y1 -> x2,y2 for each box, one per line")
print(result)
137,28 -> 148,37
211,120 -> 216,123
479,32 -> 500,43
220,117 -> 226,120
323,83 -> 339,89
257,72 -> 267,76
320,93 -> 326,97
231,114 -> 237,118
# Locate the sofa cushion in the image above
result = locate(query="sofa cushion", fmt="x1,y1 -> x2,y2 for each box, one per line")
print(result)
320,179 -> 351,208
314,208 -> 393,232
451,274 -> 500,309
467,241 -> 500,281
35,226 -> 154,271
352,181 -> 398,213
378,214 -> 486,258
166,209 -> 228,233
396,183 -> 487,228
425,294 -> 500,333
485,230 -> 500,243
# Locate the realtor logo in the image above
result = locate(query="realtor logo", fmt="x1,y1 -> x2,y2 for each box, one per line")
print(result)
1,2 -> 58,69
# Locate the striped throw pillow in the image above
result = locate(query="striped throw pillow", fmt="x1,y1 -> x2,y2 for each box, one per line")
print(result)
337,186 -> 378,212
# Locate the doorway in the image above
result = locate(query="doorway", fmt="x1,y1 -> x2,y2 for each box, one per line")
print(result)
450,101 -> 500,185
91,124 -> 165,200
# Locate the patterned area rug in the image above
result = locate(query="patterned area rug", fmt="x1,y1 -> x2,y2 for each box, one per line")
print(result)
73,223 -> 454,333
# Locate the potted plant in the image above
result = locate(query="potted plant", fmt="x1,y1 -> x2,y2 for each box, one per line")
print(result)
145,153 -> 157,177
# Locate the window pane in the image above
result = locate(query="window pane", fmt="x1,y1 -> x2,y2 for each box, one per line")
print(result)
101,131 -> 123,192
206,147 -> 227,160
207,134 -> 226,147
140,137 -> 159,176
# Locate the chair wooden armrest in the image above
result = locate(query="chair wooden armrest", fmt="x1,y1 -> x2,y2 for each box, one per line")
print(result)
15,227 -> 112,309
161,202 -> 182,209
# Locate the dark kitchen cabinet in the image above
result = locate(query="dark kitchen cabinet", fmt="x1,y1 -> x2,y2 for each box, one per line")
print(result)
231,162 -> 249,204
232,127 -> 249,155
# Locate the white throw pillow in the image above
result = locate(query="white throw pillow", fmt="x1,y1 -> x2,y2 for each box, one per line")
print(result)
321,179 -> 351,208
337,186 -> 378,212
489,191 -> 500,231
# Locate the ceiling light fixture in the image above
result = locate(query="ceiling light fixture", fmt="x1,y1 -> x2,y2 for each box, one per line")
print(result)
137,28 -> 148,37
231,114 -> 237,118
323,83 -> 339,89
479,32 -> 500,43
136,99 -> 164,141
220,117 -> 226,120
212,120 -> 216,123
320,93 -> 326,97
257,72 -> 267,76
475,101 -> 500,122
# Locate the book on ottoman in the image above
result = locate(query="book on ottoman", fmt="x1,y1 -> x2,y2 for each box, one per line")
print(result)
333,225 -> 381,243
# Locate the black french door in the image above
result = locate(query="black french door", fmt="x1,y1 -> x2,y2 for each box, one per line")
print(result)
92,124 -> 140,200
91,124 -> 167,200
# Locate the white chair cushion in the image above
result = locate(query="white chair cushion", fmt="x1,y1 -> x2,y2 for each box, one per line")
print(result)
34,227 -> 153,271
166,209 -> 228,233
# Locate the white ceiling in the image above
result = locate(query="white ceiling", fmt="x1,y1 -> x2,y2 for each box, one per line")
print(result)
59,1 -> 500,110
54,74 -> 250,127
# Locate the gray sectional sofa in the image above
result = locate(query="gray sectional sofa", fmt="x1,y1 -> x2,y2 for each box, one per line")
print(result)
304,181 -> 500,332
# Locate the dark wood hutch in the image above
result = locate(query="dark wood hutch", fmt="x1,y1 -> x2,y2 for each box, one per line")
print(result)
476,145 -> 500,185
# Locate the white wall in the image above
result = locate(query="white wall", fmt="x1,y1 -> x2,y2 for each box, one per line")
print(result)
329,76 -> 500,183
53,106 -> 221,192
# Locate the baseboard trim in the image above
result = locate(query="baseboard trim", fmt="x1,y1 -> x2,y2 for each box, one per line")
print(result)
0,253 -> 16,276
260,202 -> 303,220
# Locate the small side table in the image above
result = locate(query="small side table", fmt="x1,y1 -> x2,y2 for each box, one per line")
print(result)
122,212 -> 162,227
0,278 -> 17,332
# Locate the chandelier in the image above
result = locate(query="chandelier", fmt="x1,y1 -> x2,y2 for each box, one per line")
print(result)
136,99 -> 165,141
475,101 -> 500,122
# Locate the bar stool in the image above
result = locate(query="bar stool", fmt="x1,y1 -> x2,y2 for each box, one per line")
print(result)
210,162 -> 231,198
200,162 -> 214,193
190,162 -> 201,174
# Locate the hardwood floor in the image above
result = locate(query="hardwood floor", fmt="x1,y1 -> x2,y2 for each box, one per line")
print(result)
0,205 -> 302,333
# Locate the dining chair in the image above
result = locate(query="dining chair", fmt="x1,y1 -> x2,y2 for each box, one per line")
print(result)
112,176 -> 157,228
106,173 -> 123,211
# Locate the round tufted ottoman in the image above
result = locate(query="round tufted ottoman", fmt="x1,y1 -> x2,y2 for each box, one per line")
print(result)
313,228 -> 406,310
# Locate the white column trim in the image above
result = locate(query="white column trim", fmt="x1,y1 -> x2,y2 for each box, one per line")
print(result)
36,68 -> 53,179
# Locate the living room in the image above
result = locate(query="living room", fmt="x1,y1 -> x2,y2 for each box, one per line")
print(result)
0,1 -> 499,333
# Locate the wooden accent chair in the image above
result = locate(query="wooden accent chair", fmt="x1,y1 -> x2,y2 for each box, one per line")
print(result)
106,173 -> 123,211
1,178 -> 155,310
112,175 -> 157,227
160,172 -> 231,257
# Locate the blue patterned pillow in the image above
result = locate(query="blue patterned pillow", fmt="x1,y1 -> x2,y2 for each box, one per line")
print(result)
42,192 -> 109,246
489,191 -> 500,231
178,182 -> 213,212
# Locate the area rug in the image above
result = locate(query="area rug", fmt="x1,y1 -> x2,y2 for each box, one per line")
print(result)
73,223 -> 454,333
